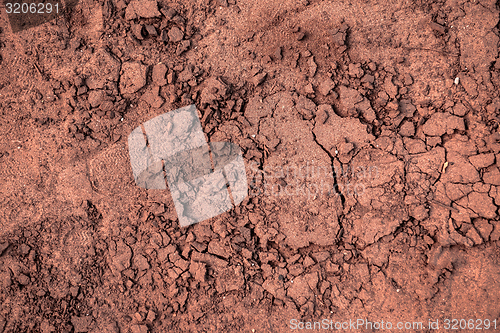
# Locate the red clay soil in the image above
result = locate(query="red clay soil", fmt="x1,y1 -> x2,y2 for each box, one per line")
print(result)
0,0 -> 500,332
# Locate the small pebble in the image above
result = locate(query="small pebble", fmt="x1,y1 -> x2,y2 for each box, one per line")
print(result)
145,25 -> 157,36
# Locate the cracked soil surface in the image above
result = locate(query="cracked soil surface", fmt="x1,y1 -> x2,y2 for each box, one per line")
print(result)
0,0 -> 499,332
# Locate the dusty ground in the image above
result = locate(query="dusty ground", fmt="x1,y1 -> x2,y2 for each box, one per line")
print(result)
0,0 -> 499,332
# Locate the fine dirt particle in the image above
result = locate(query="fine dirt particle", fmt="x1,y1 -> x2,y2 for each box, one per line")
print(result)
71,316 -> 94,333
130,325 -> 149,333
215,266 -> 245,293
81,49 -> 121,90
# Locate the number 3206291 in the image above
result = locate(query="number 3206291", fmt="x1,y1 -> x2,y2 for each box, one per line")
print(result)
444,319 -> 497,330
5,3 -> 59,14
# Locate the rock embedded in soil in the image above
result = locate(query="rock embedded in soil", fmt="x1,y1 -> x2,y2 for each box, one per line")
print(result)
399,121 -> 415,137
315,106 -> 329,124
304,82 -> 314,94
191,251 -> 228,268
314,104 -> 374,151
171,15 -> 186,27
408,146 -> 445,180
0,242 -> 8,255
141,86 -> 164,108
168,27 -> 184,42
0,269 -> 11,288
176,40 -> 191,55
361,73 -> 375,85
77,85 -> 88,96
384,75 -> 399,99
262,275 -> 285,299
208,240 -> 230,259
134,254 -> 150,271
160,29 -> 169,42
348,63 -> 364,78
317,76 -> 335,96
273,46 -> 282,60
466,227 -> 483,245
441,151 -> 480,184
120,62 -> 148,94
469,153 -> 495,169
152,63 -> 168,86
422,112 -> 465,136
131,24 -> 145,40
308,57 -> 317,77
287,272 -> 318,305
458,73 -> 478,97
429,21 -> 446,34
332,26 -> 347,45
189,261 -> 206,282
145,25 -> 158,36
160,7 -> 176,20
466,192 -> 497,219
177,65 -> 194,82
483,166 -> 500,185
338,85 -> 363,116
288,263 -> 304,276
355,98 -> 376,122
200,77 -> 227,107
110,240 -> 132,273
17,273 -> 30,285
125,0 -> 161,20
404,138 -> 426,154
295,95 -> 316,120
443,135 -> 477,156
19,243 -> 30,255
474,218 -> 494,240
87,90 -> 104,108
250,72 -> 267,86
